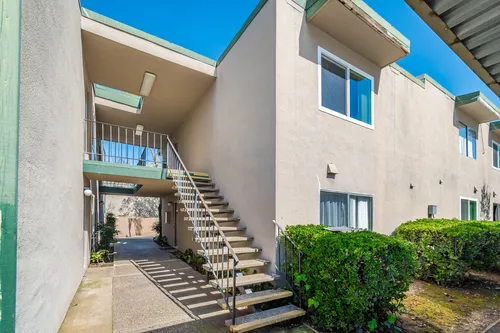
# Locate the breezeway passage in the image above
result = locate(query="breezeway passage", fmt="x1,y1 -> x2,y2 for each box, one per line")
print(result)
60,237 -> 314,333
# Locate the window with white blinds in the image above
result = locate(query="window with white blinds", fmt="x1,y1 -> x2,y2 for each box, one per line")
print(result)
320,191 -> 373,230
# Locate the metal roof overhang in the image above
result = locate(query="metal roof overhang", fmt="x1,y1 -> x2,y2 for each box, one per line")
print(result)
306,0 -> 410,67
405,0 -> 500,98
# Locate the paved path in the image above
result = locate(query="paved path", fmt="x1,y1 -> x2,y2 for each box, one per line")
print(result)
62,237 -> 313,333
59,266 -> 113,333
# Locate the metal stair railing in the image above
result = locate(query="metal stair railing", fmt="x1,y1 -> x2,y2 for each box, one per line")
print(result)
165,136 -> 239,325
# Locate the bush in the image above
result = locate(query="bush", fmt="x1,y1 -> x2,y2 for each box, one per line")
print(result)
181,249 -> 206,274
98,213 -> 119,250
152,220 -> 161,236
285,225 -> 418,332
395,219 -> 500,285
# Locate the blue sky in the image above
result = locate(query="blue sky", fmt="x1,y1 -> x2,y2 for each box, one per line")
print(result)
81,0 -> 499,106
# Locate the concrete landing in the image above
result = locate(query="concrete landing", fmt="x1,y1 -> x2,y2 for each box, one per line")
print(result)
59,266 -> 113,333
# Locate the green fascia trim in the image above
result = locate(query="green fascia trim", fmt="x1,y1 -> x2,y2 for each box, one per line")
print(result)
490,121 -> 500,132
99,184 -> 143,195
417,74 -> 455,100
390,64 -> 456,100
83,160 -> 168,180
389,64 -> 425,88
94,84 -> 142,108
305,0 -> 410,51
0,0 -> 21,330
456,91 -> 500,114
217,0 -> 269,66
81,8 -> 217,67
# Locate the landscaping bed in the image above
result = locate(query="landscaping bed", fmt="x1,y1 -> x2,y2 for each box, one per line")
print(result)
400,272 -> 500,333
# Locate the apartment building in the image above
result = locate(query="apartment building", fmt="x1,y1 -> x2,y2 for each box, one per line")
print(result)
1,0 -> 499,331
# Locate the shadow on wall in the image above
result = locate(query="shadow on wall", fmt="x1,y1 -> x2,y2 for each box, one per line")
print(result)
116,217 -> 158,237
298,12 -> 381,95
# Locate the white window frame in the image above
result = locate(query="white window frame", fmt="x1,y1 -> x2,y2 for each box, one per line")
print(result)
458,122 -> 477,159
493,140 -> 500,171
459,196 -> 478,220
318,46 -> 375,130
319,189 -> 374,230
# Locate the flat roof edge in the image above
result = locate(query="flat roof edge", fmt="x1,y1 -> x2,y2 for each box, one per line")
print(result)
81,8 -> 217,67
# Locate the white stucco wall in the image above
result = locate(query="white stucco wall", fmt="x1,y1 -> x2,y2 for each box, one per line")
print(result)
274,1 -> 500,234
16,0 -> 86,331
172,0 -> 277,262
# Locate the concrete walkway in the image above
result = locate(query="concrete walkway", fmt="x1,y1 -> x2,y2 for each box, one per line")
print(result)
59,266 -> 113,333
61,237 -> 313,333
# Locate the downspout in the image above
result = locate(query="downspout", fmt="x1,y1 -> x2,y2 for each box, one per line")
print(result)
0,0 -> 22,330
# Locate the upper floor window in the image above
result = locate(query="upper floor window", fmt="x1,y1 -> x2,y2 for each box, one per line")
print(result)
319,47 -> 374,128
493,140 -> 500,169
319,191 -> 373,230
458,122 -> 476,159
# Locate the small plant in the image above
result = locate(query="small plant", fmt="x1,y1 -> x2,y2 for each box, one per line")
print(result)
98,213 -> 120,250
180,248 -> 206,273
90,249 -> 109,264
152,220 -> 161,236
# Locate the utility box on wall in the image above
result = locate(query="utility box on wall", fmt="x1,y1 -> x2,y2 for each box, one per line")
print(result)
428,205 -> 437,218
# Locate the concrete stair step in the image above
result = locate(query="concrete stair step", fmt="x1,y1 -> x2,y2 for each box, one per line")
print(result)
174,192 -> 224,199
196,236 -> 253,243
180,200 -> 229,206
209,273 -> 277,289
217,289 -> 293,310
202,259 -> 270,272
198,247 -> 260,256
188,226 -> 246,232
225,304 -> 305,333
173,186 -> 219,192
174,180 -> 215,187
184,216 -> 240,222
181,208 -> 234,214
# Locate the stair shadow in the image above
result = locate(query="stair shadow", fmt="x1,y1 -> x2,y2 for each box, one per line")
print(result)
134,257 -> 230,319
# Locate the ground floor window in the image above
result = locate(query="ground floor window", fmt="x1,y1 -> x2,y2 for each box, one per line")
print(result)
320,191 -> 373,230
460,197 -> 477,220
494,204 -> 500,221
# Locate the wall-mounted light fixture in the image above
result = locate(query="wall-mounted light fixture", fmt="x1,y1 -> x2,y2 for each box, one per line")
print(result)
83,187 -> 93,197
439,180 -> 443,185
410,183 -> 415,189
474,186 -> 478,194
139,72 -> 156,97
135,124 -> 144,136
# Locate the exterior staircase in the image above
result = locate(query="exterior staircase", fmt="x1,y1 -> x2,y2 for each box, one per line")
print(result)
166,138 -> 305,332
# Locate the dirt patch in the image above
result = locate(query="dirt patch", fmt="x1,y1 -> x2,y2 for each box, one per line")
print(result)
399,272 -> 500,333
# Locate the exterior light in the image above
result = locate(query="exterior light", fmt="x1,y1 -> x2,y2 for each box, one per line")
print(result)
135,124 -> 144,136
139,72 -> 156,96
84,188 -> 93,197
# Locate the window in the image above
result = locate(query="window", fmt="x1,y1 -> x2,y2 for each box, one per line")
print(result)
320,191 -> 373,230
458,122 -> 476,159
460,197 -> 477,220
319,47 -> 374,128
493,141 -> 500,169
494,204 -> 500,221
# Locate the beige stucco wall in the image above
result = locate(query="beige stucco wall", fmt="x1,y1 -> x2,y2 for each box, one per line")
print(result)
172,0 -> 277,261
274,1 -> 500,235
116,217 -> 158,237
16,0 -> 87,331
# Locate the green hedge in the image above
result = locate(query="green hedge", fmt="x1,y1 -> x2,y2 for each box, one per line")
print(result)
285,225 -> 418,332
395,219 -> 500,285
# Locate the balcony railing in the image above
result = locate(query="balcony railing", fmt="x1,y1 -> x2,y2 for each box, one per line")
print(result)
84,120 -> 167,168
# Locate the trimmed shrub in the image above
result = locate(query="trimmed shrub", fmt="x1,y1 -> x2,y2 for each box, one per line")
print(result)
395,219 -> 500,285
285,225 -> 418,332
